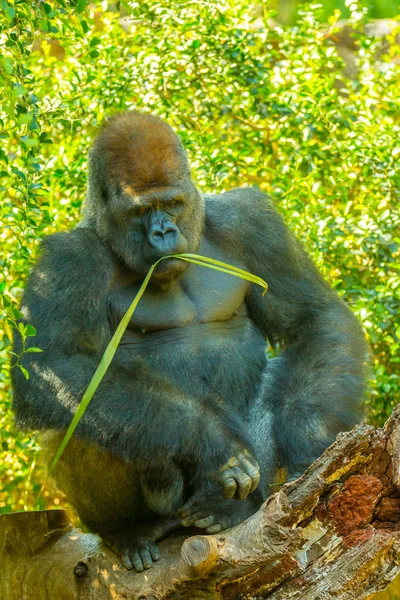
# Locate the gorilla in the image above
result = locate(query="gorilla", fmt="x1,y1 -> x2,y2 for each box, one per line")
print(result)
12,112 -> 369,572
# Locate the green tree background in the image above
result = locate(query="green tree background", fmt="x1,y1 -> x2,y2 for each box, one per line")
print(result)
0,1 -> 399,594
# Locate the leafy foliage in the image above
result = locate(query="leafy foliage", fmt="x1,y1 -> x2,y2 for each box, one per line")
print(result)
0,1 -> 399,524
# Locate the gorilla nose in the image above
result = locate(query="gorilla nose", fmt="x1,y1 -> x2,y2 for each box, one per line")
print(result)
149,220 -> 179,252
151,223 -> 176,239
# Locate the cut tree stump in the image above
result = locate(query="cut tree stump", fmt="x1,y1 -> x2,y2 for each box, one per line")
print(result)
2,406 -> 400,600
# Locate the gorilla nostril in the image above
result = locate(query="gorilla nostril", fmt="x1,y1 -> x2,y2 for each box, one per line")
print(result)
150,222 -> 176,239
148,224 -> 179,252
152,231 -> 173,241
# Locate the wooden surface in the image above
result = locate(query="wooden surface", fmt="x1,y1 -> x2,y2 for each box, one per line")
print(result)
2,406 -> 400,599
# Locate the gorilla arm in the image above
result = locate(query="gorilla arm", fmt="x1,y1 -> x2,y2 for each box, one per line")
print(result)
12,228 -> 258,493
206,189 -> 369,473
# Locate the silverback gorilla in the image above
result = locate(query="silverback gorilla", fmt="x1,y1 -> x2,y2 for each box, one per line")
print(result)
12,112 -> 369,572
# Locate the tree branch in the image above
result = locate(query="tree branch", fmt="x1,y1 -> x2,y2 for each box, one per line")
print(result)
2,406 -> 400,599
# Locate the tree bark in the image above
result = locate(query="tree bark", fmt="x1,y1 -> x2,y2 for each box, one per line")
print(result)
2,406 -> 400,600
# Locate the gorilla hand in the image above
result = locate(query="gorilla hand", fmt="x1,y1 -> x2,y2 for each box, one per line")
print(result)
213,448 -> 260,500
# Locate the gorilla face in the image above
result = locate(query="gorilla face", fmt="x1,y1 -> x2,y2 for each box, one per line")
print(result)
83,111 -> 205,282
101,180 -> 204,280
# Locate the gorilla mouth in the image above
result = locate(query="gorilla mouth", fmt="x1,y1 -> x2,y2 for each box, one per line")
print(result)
152,257 -> 188,278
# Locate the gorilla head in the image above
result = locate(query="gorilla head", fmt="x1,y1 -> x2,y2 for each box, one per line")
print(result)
82,112 -> 205,281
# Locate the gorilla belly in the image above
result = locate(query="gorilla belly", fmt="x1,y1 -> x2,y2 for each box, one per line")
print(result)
117,317 -> 267,413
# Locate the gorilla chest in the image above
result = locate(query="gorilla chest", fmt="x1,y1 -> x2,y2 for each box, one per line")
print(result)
108,250 -> 249,333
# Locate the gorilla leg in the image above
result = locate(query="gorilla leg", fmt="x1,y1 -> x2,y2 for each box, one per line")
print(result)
250,358 -> 316,484
40,431 -> 142,530
40,432 -> 185,571
178,413 -> 272,533
258,356 -> 362,482
247,373 -> 279,498
102,458 -> 185,571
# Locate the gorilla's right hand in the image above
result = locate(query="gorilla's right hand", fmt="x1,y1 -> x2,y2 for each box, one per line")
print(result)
213,448 -> 260,500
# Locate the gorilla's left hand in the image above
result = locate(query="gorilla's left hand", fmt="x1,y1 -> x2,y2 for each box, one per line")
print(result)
213,449 -> 260,500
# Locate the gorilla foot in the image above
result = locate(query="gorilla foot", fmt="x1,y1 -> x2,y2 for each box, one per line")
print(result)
101,518 -> 180,572
177,489 -> 256,534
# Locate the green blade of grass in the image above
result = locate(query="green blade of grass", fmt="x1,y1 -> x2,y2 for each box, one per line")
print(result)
175,253 -> 268,289
46,254 -> 268,478
47,258 -> 162,476
170,255 -> 268,294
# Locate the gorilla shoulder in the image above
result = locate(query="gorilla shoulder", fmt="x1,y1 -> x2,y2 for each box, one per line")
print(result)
37,227 -> 114,286
204,187 -> 281,253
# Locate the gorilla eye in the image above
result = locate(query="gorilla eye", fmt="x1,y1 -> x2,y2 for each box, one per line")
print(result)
164,199 -> 183,214
131,205 -> 149,218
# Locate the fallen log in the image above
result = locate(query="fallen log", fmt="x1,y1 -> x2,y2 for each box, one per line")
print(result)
2,406 -> 400,600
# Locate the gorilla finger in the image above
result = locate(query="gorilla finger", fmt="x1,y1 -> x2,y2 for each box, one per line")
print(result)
179,505 -> 202,519
250,469 -> 261,493
241,456 -> 260,481
231,515 -> 242,527
206,523 -> 223,534
131,551 -> 144,573
150,545 -> 160,562
230,467 -> 252,499
239,458 -> 260,493
182,512 -> 203,526
244,452 -> 260,469
222,475 -> 237,499
194,515 -> 215,529
140,549 -> 153,570
177,500 -> 194,517
121,550 -> 133,570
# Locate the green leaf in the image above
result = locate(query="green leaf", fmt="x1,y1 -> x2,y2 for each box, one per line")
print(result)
25,324 -> 37,336
6,5 -> 16,19
13,84 -> 27,97
19,366 -> 29,380
18,113 -> 33,126
21,136 -> 39,148
25,347 -> 43,353
28,117 -> 40,130
39,19 -> 49,32
76,0 -> 88,13
3,57 -> 13,74
11,167 -> 26,180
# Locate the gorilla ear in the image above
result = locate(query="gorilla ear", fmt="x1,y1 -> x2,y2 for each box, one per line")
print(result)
99,181 -> 109,204
79,149 -> 108,228
88,149 -> 108,200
